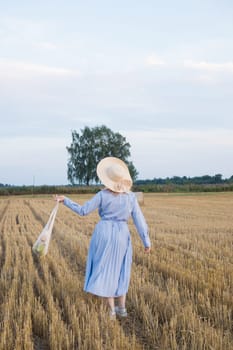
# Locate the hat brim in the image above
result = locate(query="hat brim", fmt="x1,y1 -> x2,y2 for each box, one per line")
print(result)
97,157 -> 132,193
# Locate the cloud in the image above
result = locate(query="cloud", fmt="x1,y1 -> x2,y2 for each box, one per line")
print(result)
145,55 -> 233,77
145,54 -> 165,66
184,60 -> 233,73
0,59 -> 80,78
34,41 -> 58,50
124,128 -> 233,148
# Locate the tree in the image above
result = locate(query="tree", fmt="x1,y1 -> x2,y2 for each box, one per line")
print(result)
214,174 -> 223,183
67,125 -> 138,185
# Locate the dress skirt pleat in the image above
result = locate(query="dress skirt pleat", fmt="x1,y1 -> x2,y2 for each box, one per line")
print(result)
84,220 -> 132,297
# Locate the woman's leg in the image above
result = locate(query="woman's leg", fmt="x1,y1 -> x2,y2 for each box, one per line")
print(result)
118,294 -> 126,308
106,297 -> 116,320
107,297 -> 115,311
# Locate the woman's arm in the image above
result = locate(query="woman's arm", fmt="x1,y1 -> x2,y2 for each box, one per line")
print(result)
131,194 -> 151,251
54,192 -> 101,216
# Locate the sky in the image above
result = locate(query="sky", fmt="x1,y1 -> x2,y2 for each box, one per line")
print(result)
1,0 -> 233,185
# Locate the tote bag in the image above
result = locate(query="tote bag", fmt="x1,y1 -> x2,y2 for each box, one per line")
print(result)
32,202 -> 59,257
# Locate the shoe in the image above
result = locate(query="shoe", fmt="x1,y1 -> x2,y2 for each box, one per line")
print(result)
115,306 -> 127,317
109,310 -> 116,320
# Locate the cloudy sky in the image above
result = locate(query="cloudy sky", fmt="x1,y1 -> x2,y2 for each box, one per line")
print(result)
1,0 -> 233,185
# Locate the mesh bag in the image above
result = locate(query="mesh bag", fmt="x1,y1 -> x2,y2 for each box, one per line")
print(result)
32,202 -> 59,257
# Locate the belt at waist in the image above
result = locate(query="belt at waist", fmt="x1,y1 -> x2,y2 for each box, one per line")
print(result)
101,218 -> 127,223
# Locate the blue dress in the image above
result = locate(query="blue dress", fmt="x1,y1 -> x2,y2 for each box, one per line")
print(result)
64,189 -> 151,297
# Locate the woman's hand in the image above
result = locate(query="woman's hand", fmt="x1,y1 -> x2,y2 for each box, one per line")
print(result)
53,195 -> 65,203
144,247 -> 151,254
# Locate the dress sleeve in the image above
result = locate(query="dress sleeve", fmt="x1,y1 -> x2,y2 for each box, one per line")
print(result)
63,192 -> 101,216
131,195 -> 151,248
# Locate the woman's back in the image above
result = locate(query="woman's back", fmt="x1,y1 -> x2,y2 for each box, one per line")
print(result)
98,189 -> 134,222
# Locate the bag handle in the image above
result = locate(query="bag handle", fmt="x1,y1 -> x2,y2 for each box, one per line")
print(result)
46,202 -> 59,230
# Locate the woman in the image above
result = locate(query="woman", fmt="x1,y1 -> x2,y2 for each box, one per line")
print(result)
55,157 -> 151,320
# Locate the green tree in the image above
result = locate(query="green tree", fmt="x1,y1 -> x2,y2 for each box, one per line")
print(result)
67,125 -> 138,185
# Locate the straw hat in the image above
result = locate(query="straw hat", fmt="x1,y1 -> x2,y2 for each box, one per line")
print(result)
97,157 -> 133,193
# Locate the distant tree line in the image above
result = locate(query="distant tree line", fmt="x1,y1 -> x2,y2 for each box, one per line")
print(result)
2,174 -> 233,192
135,174 -> 233,185
0,185 -> 100,196
1,174 -> 233,196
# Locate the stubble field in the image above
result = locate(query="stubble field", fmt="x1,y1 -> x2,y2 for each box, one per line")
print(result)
0,193 -> 232,350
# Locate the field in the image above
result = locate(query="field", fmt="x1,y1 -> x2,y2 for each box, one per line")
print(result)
0,193 -> 232,350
